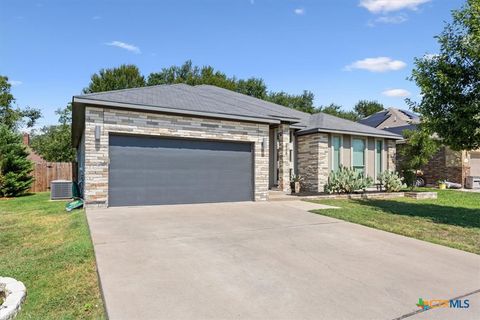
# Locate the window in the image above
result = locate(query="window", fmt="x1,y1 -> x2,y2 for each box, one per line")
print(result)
289,130 -> 293,143
376,140 -> 383,178
332,136 -> 341,171
289,150 -> 293,162
352,138 -> 366,174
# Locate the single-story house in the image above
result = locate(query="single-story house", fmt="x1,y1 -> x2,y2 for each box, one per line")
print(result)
358,107 -> 480,186
72,84 -> 401,207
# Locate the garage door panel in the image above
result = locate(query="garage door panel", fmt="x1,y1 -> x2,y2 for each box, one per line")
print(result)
108,135 -> 253,206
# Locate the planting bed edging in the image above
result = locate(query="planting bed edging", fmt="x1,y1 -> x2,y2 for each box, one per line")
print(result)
404,192 -> 438,200
298,192 -> 405,200
0,277 -> 26,320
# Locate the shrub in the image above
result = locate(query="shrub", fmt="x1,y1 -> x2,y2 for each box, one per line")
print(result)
0,125 -> 34,197
324,166 -> 373,194
377,171 -> 406,192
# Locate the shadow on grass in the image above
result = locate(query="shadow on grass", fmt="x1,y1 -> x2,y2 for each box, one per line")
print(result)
352,199 -> 480,229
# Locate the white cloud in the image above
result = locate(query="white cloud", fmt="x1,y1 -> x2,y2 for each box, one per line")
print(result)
345,57 -> 407,72
294,8 -> 305,15
382,88 -> 411,97
359,0 -> 431,14
105,41 -> 141,54
9,80 -> 22,86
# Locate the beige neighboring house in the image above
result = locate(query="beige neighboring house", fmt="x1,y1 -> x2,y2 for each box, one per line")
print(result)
358,108 -> 480,187
71,84 -> 401,208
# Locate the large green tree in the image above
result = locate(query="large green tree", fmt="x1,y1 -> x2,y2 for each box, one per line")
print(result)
409,0 -> 480,150
354,100 -> 384,118
399,129 -> 439,189
83,64 -> 146,94
0,125 -> 34,196
0,76 -> 41,130
30,104 -> 75,162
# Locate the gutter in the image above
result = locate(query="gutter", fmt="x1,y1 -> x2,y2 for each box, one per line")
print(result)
296,128 -> 403,140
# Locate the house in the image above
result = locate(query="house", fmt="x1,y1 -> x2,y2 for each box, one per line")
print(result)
358,107 -> 480,186
72,84 -> 401,207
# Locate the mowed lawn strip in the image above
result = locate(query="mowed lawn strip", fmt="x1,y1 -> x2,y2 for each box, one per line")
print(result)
0,193 -> 105,320
309,189 -> 480,254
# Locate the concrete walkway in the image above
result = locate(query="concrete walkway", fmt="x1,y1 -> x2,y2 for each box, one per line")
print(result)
87,201 -> 480,320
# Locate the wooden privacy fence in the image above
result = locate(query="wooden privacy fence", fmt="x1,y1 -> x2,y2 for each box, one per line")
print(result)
29,162 -> 73,193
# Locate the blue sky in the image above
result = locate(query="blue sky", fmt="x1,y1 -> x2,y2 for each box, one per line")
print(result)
1,0 -> 464,128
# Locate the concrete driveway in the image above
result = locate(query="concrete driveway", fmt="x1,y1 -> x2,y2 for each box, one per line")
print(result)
87,201 -> 480,320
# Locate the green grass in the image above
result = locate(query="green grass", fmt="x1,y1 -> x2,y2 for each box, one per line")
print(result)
309,189 -> 480,254
0,193 -> 105,319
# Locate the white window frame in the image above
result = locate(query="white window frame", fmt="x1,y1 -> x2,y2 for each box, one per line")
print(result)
374,138 -> 384,181
331,135 -> 343,171
350,136 -> 367,174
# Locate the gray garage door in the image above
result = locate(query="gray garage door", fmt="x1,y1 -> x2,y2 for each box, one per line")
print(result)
108,135 -> 254,207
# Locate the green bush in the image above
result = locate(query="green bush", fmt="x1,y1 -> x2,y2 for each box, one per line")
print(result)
0,125 -> 34,197
324,166 -> 373,194
377,171 -> 406,192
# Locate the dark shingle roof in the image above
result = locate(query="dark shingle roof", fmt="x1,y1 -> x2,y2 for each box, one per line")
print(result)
384,124 -> 418,136
75,84 -> 308,123
297,112 -> 401,139
73,84 -> 401,142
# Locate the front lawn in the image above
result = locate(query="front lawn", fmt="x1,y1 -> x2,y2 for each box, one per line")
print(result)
309,189 -> 480,254
0,193 -> 105,319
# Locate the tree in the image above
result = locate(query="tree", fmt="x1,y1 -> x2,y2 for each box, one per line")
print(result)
267,91 -> 316,113
0,76 -> 41,130
147,60 -> 267,98
399,129 -> 439,189
409,0 -> 480,150
0,125 -> 34,197
30,104 -> 75,162
354,100 -> 384,118
83,64 -> 146,94
319,103 -> 359,121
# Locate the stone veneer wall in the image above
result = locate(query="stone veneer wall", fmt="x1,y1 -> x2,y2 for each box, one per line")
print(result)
297,133 -> 329,192
277,124 -> 291,192
83,106 -> 270,207
387,139 -> 396,172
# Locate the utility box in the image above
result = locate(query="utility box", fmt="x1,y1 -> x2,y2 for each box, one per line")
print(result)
465,176 -> 480,189
51,180 -> 73,200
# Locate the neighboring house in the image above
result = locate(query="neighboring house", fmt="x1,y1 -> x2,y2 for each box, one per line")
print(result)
72,84 -> 401,207
23,133 -> 46,164
358,108 -> 480,186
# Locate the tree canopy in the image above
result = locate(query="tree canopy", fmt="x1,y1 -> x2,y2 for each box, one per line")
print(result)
82,64 -> 146,94
83,61 -> 386,120
318,103 -> 359,121
409,0 -> 480,150
354,100 -> 384,119
0,125 -> 34,196
0,76 -> 41,130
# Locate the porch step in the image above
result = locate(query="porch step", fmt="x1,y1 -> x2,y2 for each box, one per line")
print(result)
268,191 -> 299,201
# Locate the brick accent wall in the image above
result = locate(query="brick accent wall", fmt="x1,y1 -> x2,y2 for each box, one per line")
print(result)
83,106 -> 270,207
297,133 -> 329,192
396,145 -> 467,185
277,124 -> 291,192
